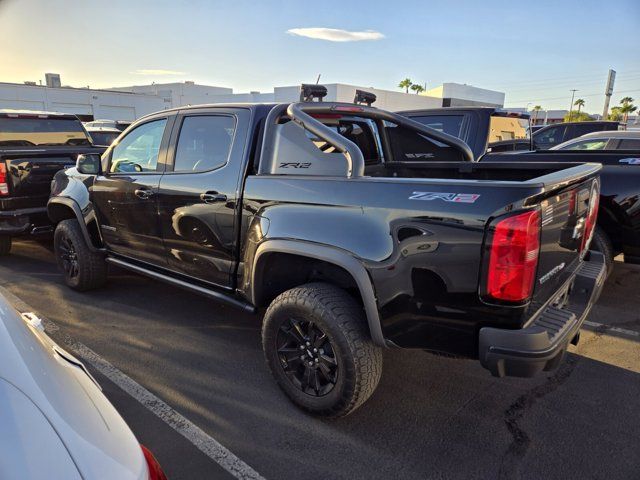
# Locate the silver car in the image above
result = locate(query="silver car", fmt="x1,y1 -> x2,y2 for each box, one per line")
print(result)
551,130 -> 640,151
0,294 -> 166,479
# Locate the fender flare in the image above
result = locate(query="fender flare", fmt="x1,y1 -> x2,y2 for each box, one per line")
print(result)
252,239 -> 386,347
47,197 -> 102,253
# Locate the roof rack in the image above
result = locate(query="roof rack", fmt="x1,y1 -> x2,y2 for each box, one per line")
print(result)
353,89 -> 376,106
300,84 -> 328,102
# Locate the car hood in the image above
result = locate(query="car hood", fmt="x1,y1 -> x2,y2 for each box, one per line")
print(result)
0,296 -> 147,480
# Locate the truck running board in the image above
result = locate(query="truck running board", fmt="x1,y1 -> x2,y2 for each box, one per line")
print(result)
105,257 -> 256,314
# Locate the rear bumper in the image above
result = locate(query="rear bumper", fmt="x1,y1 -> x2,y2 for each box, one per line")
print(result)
478,251 -> 606,378
0,207 -> 51,235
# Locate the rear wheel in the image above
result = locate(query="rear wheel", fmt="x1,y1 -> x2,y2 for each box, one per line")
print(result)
590,226 -> 614,276
262,282 -> 382,417
0,235 -> 11,256
54,219 -> 107,291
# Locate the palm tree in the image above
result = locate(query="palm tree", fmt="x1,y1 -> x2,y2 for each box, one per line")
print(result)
574,98 -> 585,114
410,84 -> 425,95
398,78 -> 413,93
619,97 -> 637,123
532,105 -> 542,125
608,106 -> 623,121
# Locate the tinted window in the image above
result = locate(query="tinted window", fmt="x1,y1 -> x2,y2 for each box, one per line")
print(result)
0,117 -> 90,146
110,119 -> 167,173
307,119 -> 382,165
411,115 -> 464,138
535,125 -> 564,144
174,116 -> 235,172
618,139 -> 640,150
571,124 -> 600,137
88,131 -> 119,146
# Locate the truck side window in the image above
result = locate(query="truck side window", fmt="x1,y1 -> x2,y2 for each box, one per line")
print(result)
174,116 -> 235,172
109,119 -> 167,173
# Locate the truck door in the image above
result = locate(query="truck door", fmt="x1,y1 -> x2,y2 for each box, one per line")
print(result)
156,108 -> 250,288
91,116 -> 174,266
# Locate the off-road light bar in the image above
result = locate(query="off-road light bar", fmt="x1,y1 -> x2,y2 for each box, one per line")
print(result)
353,89 -> 377,106
300,84 -> 328,102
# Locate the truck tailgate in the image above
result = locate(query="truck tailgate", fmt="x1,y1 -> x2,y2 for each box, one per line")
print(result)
1,152 -> 78,209
481,163 -> 601,312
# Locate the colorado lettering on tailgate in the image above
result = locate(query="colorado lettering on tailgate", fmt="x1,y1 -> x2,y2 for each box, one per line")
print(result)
409,192 -> 481,203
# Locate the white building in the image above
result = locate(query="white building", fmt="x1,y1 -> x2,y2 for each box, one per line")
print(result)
425,83 -> 505,108
0,75 -> 505,121
0,81 -> 165,121
111,82 -> 444,111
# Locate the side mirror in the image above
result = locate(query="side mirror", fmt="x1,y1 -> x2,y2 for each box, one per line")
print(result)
76,154 -> 101,175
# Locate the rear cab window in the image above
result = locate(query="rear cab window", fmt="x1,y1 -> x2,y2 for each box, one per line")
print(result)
0,116 -> 91,147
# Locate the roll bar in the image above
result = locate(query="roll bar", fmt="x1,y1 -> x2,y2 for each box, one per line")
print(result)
259,102 -> 475,178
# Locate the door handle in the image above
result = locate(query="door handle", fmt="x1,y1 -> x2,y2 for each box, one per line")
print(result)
134,188 -> 154,199
200,192 -> 227,204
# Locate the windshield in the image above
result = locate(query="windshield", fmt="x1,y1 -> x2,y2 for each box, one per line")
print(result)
0,117 -> 91,147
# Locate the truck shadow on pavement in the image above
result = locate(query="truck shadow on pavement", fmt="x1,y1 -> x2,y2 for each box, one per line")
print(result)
2,241 -> 640,480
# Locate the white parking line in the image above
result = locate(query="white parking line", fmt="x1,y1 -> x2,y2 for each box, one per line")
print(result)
583,320 -> 640,338
0,286 -> 265,480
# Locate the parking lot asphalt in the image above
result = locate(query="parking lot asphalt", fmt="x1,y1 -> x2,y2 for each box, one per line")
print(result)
1,239 -> 639,480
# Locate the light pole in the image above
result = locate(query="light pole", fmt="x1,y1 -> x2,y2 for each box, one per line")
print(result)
568,89 -> 578,122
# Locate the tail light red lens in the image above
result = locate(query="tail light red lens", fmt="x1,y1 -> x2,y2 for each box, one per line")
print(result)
141,445 -> 168,480
485,209 -> 541,302
580,182 -> 600,252
0,163 -> 8,196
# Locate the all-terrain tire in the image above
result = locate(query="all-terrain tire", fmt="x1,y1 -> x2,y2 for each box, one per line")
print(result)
54,219 -> 107,291
262,282 -> 382,418
590,226 -> 614,277
0,235 -> 11,256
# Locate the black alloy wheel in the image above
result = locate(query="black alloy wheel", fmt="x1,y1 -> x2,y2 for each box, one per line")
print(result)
276,318 -> 338,397
58,234 -> 80,279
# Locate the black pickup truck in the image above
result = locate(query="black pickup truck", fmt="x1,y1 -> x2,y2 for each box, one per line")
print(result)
47,96 -> 605,417
0,110 -> 105,255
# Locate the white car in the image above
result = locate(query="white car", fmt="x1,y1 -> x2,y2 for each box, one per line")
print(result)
551,130 -> 640,151
0,294 -> 167,480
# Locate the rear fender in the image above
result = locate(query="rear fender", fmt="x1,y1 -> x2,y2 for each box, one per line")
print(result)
249,239 -> 386,347
48,171 -> 103,251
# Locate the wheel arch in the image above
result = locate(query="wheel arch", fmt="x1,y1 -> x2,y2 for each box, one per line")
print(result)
251,240 -> 386,347
48,197 -> 103,251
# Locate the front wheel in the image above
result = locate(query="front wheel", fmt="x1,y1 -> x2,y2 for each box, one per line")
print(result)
0,235 -> 11,256
54,219 -> 107,291
262,282 -> 382,418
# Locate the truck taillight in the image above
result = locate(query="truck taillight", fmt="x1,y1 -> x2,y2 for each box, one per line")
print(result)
0,164 -> 8,196
580,181 -> 600,252
485,209 -> 541,303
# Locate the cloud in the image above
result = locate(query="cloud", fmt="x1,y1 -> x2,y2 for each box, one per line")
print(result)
286,27 -> 384,42
130,69 -> 186,76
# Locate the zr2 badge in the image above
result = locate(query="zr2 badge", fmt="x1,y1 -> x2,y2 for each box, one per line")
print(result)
409,192 -> 480,203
